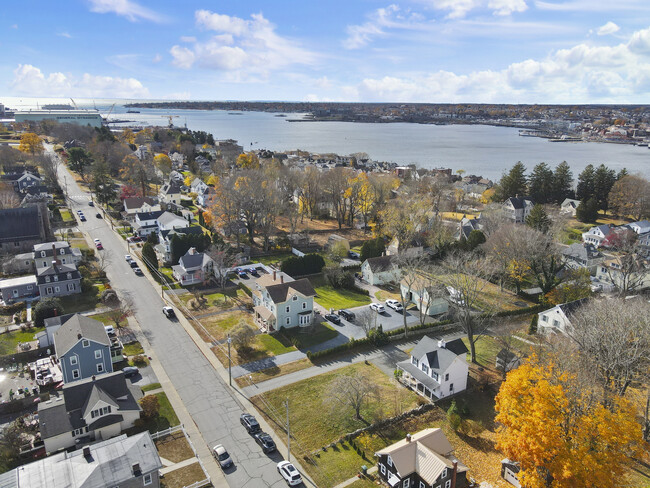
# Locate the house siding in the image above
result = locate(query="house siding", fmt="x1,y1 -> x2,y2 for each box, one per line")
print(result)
37,278 -> 81,298
60,341 -> 113,383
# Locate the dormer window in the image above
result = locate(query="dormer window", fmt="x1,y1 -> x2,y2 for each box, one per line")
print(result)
45,276 -> 50,283
67,273 -> 72,280
292,296 -> 298,301
53,276 -> 58,282
411,357 -> 419,367
40,251 -> 46,258
60,249 -> 65,255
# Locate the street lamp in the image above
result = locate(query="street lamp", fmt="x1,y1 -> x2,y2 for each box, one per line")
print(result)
227,334 -> 232,387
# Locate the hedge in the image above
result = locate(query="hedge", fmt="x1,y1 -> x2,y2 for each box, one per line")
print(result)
0,302 -> 27,315
281,254 -> 325,277
493,304 -> 545,317
238,282 -> 252,297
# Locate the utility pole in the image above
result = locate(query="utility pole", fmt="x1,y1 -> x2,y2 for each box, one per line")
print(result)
227,335 -> 232,387
285,397 -> 290,462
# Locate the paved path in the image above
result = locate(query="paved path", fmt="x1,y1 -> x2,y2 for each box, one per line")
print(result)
332,467 -> 378,488
232,350 -> 307,378
159,456 -> 199,475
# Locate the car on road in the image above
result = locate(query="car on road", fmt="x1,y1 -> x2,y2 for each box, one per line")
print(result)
212,444 -> 233,469
95,213 -> 102,219
254,432 -> 276,453
125,255 -> 132,262
277,461 -> 302,486
126,236 -> 142,243
77,210 -> 83,214
162,306 -> 175,319
240,413 -> 261,434
93,239 -> 103,250
338,309 -> 355,321
237,268 -> 248,278
324,313 -> 341,325
369,303 -> 385,313
88,201 -> 94,207
130,260 -> 138,268
348,250 -> 360,259
79,214 -> 86,222
385,299 -> 403,312
133,267 -> 143,275
123,366 -> 139,378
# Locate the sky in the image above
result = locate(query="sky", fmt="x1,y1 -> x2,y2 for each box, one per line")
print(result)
2,0 -> 650,103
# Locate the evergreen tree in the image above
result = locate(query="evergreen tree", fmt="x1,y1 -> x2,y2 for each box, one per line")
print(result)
528,162 -> 554,204
617,168 -> 629,180
91,162 -> 116,205
576,164 -> 595,201
495,161 -> 527,201
576,197 -> 599,223
552,161 -> 574,203
593,164 -> 617,211
142,242 -> 159,271
525,204 -> 551,233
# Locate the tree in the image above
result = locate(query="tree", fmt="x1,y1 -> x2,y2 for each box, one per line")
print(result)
463,229 -> 486,251
551,161 -> 574,203
120,154 -> 151,197
495,356 -> 642,488
141,242 -> 159,271
360,237 -> 385,261
602,231 -> 649,295
322,167 -> 352,229
236,152 -> 260,169
523,229 -> 565,295
33,297 -> 63,327
326,370 -> 377,420
543,268 -> 591,305
494,161 -> 527,200
170,233 -> 210,265
576,164 -> 595,201
91,162 -> 116,205
230,320 -> 256,349
18,132 -> 44,157
575,197 -> 599,223
482,223 -> 529,291
381,198 -> 428,252
525,204 -> 551,233
328,240 -> 349,262
593,164 -> 617,211
35,153 -> 59,191
608,175 -> 649,220
67,147 -> 93,180
153,153 -> 172,177
140,395 -> 160,418
105,297 -> 134,329
357,309 -> 378,337
207,241 -> 237,290
447,400 -> 462,431
0,420 -> 31,472
396,253 -> 426,337
528,162 -> 553,204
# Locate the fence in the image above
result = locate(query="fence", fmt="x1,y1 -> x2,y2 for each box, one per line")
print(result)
150,424 -> 184,440
151,424 -> 211,488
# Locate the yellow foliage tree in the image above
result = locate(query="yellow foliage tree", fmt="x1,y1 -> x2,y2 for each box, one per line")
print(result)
207,174 -> 219,186
481,187 -> 495,204
18,132 -> 44,157
506,259 -> 529,294
236,152 -> 260,169
153,153 -> 172,176
495,357 -> 642,488
184,176 -> 192,188
120,128 -> 136,145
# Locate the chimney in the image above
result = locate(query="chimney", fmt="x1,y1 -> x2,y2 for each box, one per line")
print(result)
132,463 -> 141,476
273,270 -> 277,281
91,375 -> 96,382
451,461 -> 458,488
280,275 -> 284,284
188,247 -> 196,255
77,333 -> 82,339
83,446 -> 91,459
405,433 -> 411,443
438,339 -> 446,349
52,244 -> 61,265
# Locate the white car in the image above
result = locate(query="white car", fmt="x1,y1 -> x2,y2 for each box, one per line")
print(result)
104,325 -> 115,335
369,303 -> 385,313
385,299 -> 403,312
277,461 -> 302,486
125,254 -> 132,262
212,444 -> 233,469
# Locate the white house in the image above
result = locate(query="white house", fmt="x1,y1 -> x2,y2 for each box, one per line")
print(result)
123,197 -> 161,216
172,248 -> 213,286
628,220 -> 650,235
537,299 -> 587,336
396,336 -> 469,400
157,211 -> 190,233
361,255 -> 400,285
582,224 -> 612,247
133,210 -> 164,237
159,180 -> 182,205
251,271 -> 316,333
400,275 -> 449,316
190,177 -> 208,195
596,256 -> 650,292
561,243 -> 603,275
503,197 -> 534,223
560,198 -> 581,216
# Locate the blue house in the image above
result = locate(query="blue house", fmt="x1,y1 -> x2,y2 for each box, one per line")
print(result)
54,314 -> 114,383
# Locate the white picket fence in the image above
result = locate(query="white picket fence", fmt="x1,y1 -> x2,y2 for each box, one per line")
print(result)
150,424 -> 183,440
151,424 -> 211,488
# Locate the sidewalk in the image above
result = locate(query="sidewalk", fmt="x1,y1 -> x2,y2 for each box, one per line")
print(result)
231,350 -> 306,378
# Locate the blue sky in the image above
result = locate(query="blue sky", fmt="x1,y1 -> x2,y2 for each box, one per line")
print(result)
2,0 -> 650,102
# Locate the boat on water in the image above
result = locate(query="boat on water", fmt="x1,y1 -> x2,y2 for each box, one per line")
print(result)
228,112 -> 243,115
275,114 -> 287,117
549,135 -> 582,142
42,104 -> 74,110
126,110 -> 140,113
518,129 -> 547,137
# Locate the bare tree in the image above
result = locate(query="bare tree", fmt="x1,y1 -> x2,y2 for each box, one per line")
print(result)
357,309 -> 378,337
603,229 -> 649,295
35,153 -> 59,190
322,167 -> 352,229
521,228 -> 566,295
0,182 -> 20,209
395,253 -> 426,337
482,223 -> 529,292
105,295 -> 134,329
207,241 -> 237,290
327,370 -> 378,420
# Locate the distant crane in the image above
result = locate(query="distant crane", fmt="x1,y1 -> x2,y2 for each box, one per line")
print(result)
161,115 -> 180,127
69,98 -> 78,109
102,103 -> 116,123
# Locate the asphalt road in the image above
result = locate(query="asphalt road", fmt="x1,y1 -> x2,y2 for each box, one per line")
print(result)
52,149 -> 298,488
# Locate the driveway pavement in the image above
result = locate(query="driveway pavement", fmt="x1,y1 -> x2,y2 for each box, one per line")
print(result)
51,147 -> 303,488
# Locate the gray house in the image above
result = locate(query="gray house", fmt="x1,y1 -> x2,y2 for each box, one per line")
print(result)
36,262 -> 82,299
562,242 -> 603,275
54,314 -> 114,383
0,275 -> 38,303
0,206 -> 49,253
33,241 -> 82,269
172,247 -> 213,286
0,431 -> 163,488
38,371 -> 142,453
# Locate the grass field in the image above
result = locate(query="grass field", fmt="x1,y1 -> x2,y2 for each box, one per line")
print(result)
160,462 -> 206,488
311,275 -> 372,310
0,327 -> 45,356
141,382 -> 162,392
253,253 -> 293,266
139,392 -> 180,433
122,341 -> 144,357
234,358 -> 313,387
154,431 -> 195,463
58,289 -> 102,314
200,310 -> 256,342
178,288 -> 248,315
277,322 -> 339,349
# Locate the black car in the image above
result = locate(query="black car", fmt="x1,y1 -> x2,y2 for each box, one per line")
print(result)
338,309 -> 355,321
250,268 -> 260,277
133,267 -> 143,275
254,432 -> 276,453
123,366 -> 139,378
95,213 -> 102,219
240,413 -> 261,434
348,250 -> 360,259
324,313 -> 341,325
130,260 -> 138,268
88,201 -> 94,207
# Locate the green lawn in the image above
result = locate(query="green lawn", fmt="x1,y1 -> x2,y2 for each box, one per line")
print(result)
253,253 -> 293,266
178,288 -> 248,314
0,327 -> 45,356
139,392 -> 180,433
59,208 -> 75,222
58,289 -> 101,314
276,322 -> 339,349
462,334 -> 531,369
311,275 -> 371,311
200,310 -> 256,342
122,341 -> 144,356
141,382 -> 162,392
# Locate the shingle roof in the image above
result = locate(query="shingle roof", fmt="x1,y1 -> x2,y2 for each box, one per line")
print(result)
53,314 -> 110,357
562,243 -> 600,260
365,255 -> 394,272
265,278 -> 316,303
0,207 -> 42,243
33,241 -> 70,253
411,336 -> 468,373
179,251 -> 212,270
157,211 -> 188,228
505,196 -> 533,209
123,196 -> 157,210
160,226 -> 205,240
135,210 -> 164,221
558,298 -> 588,317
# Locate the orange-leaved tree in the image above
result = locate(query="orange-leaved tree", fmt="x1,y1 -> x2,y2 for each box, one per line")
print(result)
495,356 -> 642,488
18,132 -> 44,157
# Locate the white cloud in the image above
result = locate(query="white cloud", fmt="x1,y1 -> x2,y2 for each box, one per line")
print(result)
345,26 -> 650,103
417,0 -> 526,18
57,32 -> 72,38
87,0 -> 164,23
170,10 -> 316,76
597,21 -> 619,36
180,36 -> 196,43
152,53 -> 162,63
11,64 -> 150,98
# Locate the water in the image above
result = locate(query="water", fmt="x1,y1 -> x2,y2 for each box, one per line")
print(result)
3,97 -> 648,179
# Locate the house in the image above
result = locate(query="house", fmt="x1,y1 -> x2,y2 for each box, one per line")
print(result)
33,241 -> 82,269
0,206 -> 49,253
361,255 -> 400,285
375,428 -> 469,488
252,270 -> 316,333
537,299 -> 587,336
157,211 -> 190,234
159,180 -> 182,205
37,371 -> 142,453
172,247 -> 213,286
0,275 -> 38,303
501,459 -> 522,488
156,226 -> 205,264
54,314 -> 118,383
196,185 -> 217,207
36,262 -> 82,298
397,336 -> 469,400
496,349 -> 521,373
560,198 -> 581,216
123,196 -> 161,216
596,256 -> 650,292
455,216 -> 483,241
190,177 -> 208,195
503,197 -> 534,223
582,224 -> 612,247
400,275 -> 449,316
628,220 -> 650,235
2,251 -> 35,274
561,243 -> 603,274
0,431 -> 163,488
1,170 -> 42,191
386,237 -> 424,257
133,210 -> 164,237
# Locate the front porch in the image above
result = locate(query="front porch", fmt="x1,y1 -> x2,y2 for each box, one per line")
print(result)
396,360 -> 440,401
253,305 -> 276,333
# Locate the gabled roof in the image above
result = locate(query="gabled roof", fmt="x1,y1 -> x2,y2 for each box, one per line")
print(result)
411,336 -> 468,373
504,196 -> 533,209
0,207 -> 42,243
123,196 -> 157,210
160,225 -> 205,241
586,224 -> 611,236
135,210 -> 164,221
53,314 -> 110,357
33,241 -> 70,253
365,255 -> 394,272
562,243 -> 601,260
179,251 -> 212,270
561,198 -> 580,208
557,298 -> 588,317
265,278 -> 316,303
161,181 -> 182,195
157,211 -> 189,228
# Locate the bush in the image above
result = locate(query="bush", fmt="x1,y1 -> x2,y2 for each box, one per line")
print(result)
101,289 -> 120,306
281,253 -> 325,277
529,314 -> 538,334
131,355 -> 148,366
0,302 -> 26,315
323,266 -> 355,289
447,400 -> 462,431
33,298 -> 64,327
360,238 -> 385,262
230,320 -> 256,350
140,395 -> 160,418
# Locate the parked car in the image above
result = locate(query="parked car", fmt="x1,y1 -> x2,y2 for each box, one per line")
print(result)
338,309 -> 355,321
76,210 -> 83,214
348,251 -> 360,259
88,201 -> 94,207
277,461 -> 302,486
385,299 -> 403,312
130,261 -> 138,268
133,267 -> 143,275
369,303 -> 385,313
237,268 -> 247,278
123,366 -> 139,378
162,306 -> 175,318
93,239 -> 103,250
125,255 -> 132,262
240,413 -> 261,434
254,432 -> 276,453
212,444 -> 233,469
126,236 -> 142,243
104,325 -> 115,335
324,313 -> 341,325
79,214 -> 86,222
250,268 -> 260,277
95,213 -> 102,218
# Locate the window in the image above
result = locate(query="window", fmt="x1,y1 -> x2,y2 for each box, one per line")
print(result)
292,295 -> 298,301
442,468 -> 448,478
14,242 -> 19,247
411,357 -> 419,367
54,286 -> 60,293
419,482 -> 426,488
380,464 -> 386,475
299,315 -> 311,325
53,276 -> 58,282
445,373 -> 449,381
403,479 -> 410,488
286,317 -> 290,325
91,406 -> 112,418
46,287 -> 53,294
302,302 -> 307,309
541,315 -> 548,322
82,339 -> 90,348
421,364 -> 429,375
552,320 -> 559,327
286,306 -> 290,313
67,272 -> 72,280
95,350 -> 102,359
40,251 -> 46,257
62,258 -> 66,264
97,363 -> 104,373
25,260 -> 31,265
143,474 -> 152,486
27,285 -> 33,290
449,383 -> 454,392
45,276 -> 50,283
71,428 -> 85,437
68,283 -> 75,291
70,356 -> 78,365
60,248 -> 65,255
387,456 -> 393,467
432,372 -> 439,381
445,481 -> 451,488
72,369 -> 80,379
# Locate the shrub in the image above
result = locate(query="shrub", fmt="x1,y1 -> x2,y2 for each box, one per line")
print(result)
0,302 -> 26,315
447,400 -> 462,431
231,320 -> 256,349
140,395 -> 160,418
33,298 -> 64,327
323,266 -> 355,289
360,238 -> 385,262
281,253 -> 325,277
101,289 -> 120,306
529,314 -> 538,334
131,355 -> 148,366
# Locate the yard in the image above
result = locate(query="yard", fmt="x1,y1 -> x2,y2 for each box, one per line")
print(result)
234,358 -> 313,387
311,274 -> 372,311
160,462 -> 207,488
177,287 -> 249,315
57,287 -> 102,314
154,431 -> 194,463
59,208 -> 75,223
0,327 -> 45,356
276,321 -> 339,349
252,253 -> 294,266
138,392 -> 180,434
199,310 -> 257,342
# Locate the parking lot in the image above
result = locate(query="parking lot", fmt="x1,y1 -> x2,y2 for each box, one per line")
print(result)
320,303 -> 422,341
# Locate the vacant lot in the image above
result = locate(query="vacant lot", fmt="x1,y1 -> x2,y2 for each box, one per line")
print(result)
178,288 -> 249,315
200,310 -> 256,342
160,462 -> 206,488
234,358 -> 313,387
311,275 -> 372,310
0,327 -> 45,356
154,431 -> 194,463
